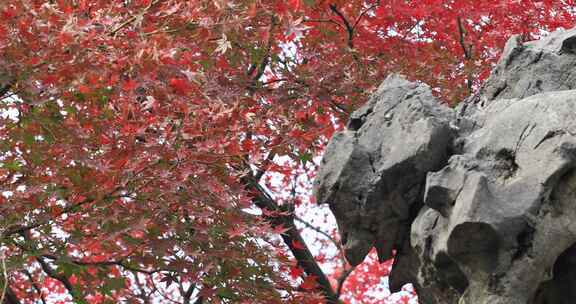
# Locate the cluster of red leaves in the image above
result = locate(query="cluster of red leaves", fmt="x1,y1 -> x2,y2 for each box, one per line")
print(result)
0,0 -> 575,303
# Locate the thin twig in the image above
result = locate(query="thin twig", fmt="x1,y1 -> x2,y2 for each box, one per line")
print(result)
109,0 -> 161,36
352,3 -> 379,31
39,254 -> 162,275
294,216 -> 340,250
328,99 -> 349,115
132,271 -> 152,304
149,275 -> 182,304
23,270 -> 47,304
2,159 -> 160,240
0,251 -> 7,304
261,78 -> 288,86
2,193 -> 104,239
303,18 -> 345,30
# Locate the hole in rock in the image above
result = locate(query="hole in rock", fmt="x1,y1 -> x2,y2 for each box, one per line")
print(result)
447,222 -> 500,272
495,148 -> 519,179
512,224 -> 535,261
433,251 -> 469,294
530,243 -> 576,304
348,118 -> 363,131
561,36 -> 576,54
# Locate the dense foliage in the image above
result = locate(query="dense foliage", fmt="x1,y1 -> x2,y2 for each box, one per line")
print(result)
0,1 -> 575,303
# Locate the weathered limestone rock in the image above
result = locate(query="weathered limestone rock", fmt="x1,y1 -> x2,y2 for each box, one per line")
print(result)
473,27 -> 576,105
415,92 -> 576,304
313,74 -> 455,267
314,28 -> 576,304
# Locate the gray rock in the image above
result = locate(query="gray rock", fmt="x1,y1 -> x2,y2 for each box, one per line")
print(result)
313,74 -> 455,267
314,27 -> 576,303
471,28 -> 576,108
415,91 -> 576,304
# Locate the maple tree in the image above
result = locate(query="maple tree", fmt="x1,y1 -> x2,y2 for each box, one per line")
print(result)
0,0 -> 575,303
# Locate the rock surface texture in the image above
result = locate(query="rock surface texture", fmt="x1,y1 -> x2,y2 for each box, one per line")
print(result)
314,28 -> 576,304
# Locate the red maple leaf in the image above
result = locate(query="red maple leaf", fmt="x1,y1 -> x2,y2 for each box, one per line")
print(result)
289,266 -> 304,279
299,275 -> 317,290
169,78 -> 191,95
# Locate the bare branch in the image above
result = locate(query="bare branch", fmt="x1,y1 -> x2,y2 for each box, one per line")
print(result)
294,215 -> 340,250
132,271 -> 153,304
254,152 -> 276,182
0,79 -> 14,99
352,3 -> 379,31
303,18 -> 345,30
182,283 -> 196,304
457,17 -> 474,94
248,15 -> 278,90
193,296 -> 204,304
3,287 -> 21,304
23,270 -> 46,304
36,256 -> 84,302
244,179 -> 339,303
457,17 -> 472,60
38,253 -> 162,275
329,4 -> 354,48
0,253 -> 7,304
109,0 -> 162,36
336,267 -> 354,298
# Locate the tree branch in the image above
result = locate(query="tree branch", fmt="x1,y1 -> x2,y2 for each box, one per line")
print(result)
109,0 -> 162,36
1,187 -> 127,240
352,3 -> 379,31
457,17 -> 473,94
0,253 -> 6,304
36,253 -> 163,276
335,267 -> 354,298
303,18 -> 345,30
248,15 -> 278,91
254,151 -> 276,182
328,99 -> 350,115
132,271 -> 152,304
329,4 -> 354,48
3,287 -> 21,304
457,17 -> 472,60
15,232 -> 84,302
294,215 -> 340,250
182,283 -> 196,304
36,256 -> 84,302
23,270 -> 46,304
193,296 -> 204,304
0,79 -> 14,99
294,210 -> 354,299
149,277 -> 182,304
244,179 -> 339,303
